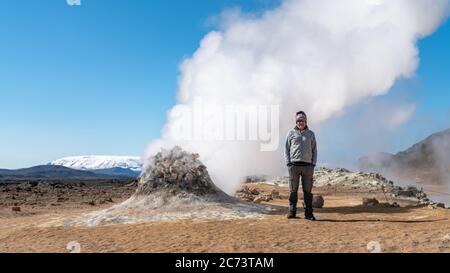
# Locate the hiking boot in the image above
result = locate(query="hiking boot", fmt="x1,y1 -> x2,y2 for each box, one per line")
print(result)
287,204 -> 297,219
287,212 -> 297,219
304,208 -> 316,221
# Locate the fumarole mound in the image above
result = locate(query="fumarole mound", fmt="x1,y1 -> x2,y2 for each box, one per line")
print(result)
63,147 -> 271,227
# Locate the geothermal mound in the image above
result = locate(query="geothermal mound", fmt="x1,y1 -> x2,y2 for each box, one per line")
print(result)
63,147 -> 270,226
135,146 -> 224,198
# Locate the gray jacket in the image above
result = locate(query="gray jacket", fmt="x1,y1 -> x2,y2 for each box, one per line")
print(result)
284,126 -> 317,166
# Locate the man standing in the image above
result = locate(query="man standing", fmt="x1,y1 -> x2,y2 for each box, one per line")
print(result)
284,111 -> 318,220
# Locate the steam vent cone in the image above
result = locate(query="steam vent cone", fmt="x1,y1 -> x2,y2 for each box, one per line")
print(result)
135,146 -> 225,197
65,146 -> 271,227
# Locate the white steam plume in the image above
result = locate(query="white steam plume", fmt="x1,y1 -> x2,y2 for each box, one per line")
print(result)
147,0 -> 449,194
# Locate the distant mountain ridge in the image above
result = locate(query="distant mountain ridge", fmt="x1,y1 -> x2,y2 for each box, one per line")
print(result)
0,165 -> 131,181
359,128 -> 450,185
90,167 -> 141,178
49,155 -> 143,177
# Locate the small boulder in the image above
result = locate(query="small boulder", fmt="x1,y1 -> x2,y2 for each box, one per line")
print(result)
312,195 -> 325,208
12,206 -> 21,212
362,197 -> 379,206
252,194 -> 272,203
270,190 -> 280,199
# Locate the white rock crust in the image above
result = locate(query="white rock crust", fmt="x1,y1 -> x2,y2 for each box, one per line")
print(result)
266,167 -> 431,204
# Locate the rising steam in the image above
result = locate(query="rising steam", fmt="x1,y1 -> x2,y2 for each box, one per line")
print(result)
147,0 -> 449,194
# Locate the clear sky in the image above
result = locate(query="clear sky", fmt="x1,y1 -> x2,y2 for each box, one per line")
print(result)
0,0 -> 449,169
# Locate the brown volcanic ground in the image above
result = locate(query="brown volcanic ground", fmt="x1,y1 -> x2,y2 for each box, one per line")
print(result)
1,181 -> 450,253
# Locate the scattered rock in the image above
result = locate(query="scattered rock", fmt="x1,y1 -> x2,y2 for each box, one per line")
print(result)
257,194 -> 273,202
428,202 -> 446,209
235,186 -> 257,202
245,175 -> 269,183
253,196 -> 263,204
270,189 -> 281,199
98,197 -> 114,204
389,202 -> 400,208
362,197 -> 379,206
0,180 -> 137,208
235,186 -> 278,203
312,195 -> 325,208
263,168 -> 433,206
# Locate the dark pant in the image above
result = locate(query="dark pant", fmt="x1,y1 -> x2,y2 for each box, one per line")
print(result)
288,165 -> 314,214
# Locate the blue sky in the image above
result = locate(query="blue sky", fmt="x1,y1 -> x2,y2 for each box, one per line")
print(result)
0,0 -> 449,169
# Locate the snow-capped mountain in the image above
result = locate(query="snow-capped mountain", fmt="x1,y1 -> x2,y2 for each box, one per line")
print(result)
49,156 -> 143,174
